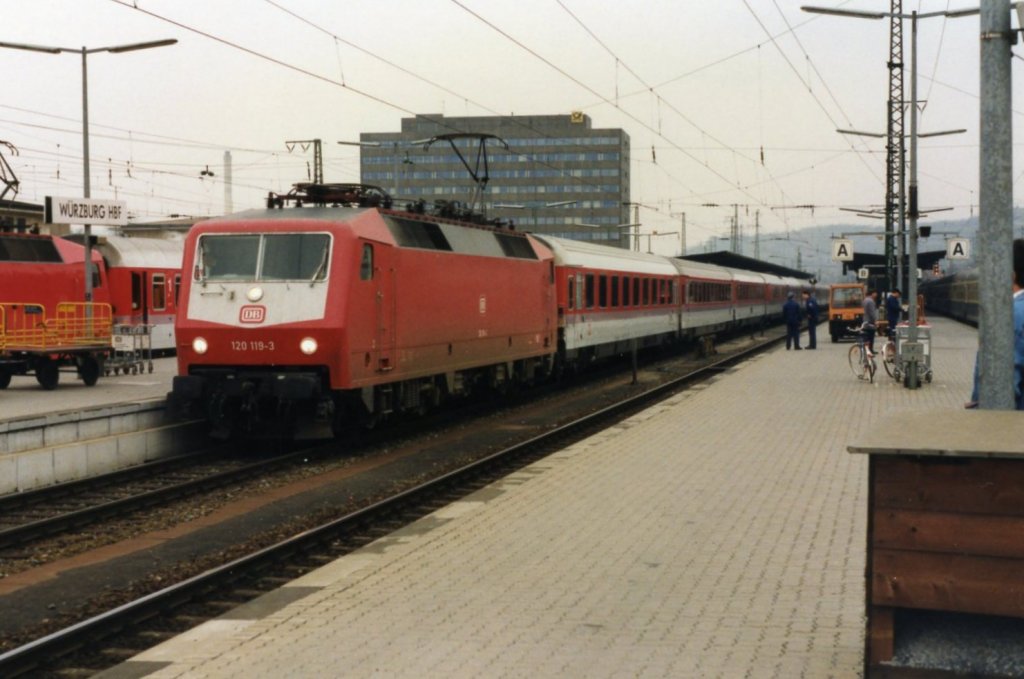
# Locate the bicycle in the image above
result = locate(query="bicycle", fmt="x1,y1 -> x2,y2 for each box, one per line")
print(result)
848,327 -> 877,382
881,332 -> 898,380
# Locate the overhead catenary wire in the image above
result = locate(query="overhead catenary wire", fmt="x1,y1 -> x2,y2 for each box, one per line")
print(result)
554,0 -> 802,227
2,2 -> 847,235
446,0 -> 790,233
104,0 -> 670,220
5,1 -> 973,240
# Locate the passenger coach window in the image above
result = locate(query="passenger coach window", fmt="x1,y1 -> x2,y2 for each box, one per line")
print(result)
151,274 -> 166,311
599,275 -> 607,308
611,276 -> 619,307
567,276 -> 575,310
632,278 -> 640,306
643,279 -> 650,306
585,274 -> 595,309
360,244 -> 374,280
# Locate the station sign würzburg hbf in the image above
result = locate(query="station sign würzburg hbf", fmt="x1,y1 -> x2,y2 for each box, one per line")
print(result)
44,196 -> 127,227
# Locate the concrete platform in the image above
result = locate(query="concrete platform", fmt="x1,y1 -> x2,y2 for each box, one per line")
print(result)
103,318 -> 979,678
0,356 -> 207,495
0,355 -> 177,423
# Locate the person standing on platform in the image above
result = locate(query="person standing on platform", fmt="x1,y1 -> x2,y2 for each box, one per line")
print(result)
802,289 -> 819,349
885,288 -> 903,339
967,239 -> 1024,409
862,289 -> 879,354
783,291 -> 802,350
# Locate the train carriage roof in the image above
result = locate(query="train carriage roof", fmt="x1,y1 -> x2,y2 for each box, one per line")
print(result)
533,235 -> 679,276
94,235 -> 184,269
670,257 -> 735,282
730,269 -> 768,285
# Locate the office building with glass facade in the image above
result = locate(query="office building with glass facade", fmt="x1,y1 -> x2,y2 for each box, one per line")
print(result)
359,113 -> 630,248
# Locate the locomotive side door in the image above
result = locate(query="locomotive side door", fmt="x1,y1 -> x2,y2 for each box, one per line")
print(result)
374,252 -> 396,372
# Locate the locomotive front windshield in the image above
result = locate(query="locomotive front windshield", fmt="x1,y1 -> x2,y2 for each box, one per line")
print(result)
198,233 -> 330,282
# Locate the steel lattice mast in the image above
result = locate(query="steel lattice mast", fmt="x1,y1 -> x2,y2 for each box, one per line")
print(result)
885,0 -> 905,292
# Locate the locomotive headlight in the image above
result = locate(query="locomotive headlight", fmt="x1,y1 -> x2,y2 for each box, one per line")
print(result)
247,286 -> 264,302
192,337 -> 209,355
300,337 -> 318,355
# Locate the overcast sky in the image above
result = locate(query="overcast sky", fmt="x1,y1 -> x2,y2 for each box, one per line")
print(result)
0,0 -> 1017,255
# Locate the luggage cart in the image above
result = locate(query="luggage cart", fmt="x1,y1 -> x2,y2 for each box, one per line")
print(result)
894,321 -> 932,384
106,323 -> 154,376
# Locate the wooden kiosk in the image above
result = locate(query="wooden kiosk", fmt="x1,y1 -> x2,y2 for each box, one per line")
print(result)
849,411 -> 1024,675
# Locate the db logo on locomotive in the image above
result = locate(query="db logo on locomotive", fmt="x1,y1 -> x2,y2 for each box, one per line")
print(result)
239,305 -> 266,324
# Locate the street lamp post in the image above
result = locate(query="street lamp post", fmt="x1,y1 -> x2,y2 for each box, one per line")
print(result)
0,38 -> 177,302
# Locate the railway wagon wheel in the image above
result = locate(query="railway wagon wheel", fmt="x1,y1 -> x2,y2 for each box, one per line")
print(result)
35,358 -> 59,390
77,354 -> 102,387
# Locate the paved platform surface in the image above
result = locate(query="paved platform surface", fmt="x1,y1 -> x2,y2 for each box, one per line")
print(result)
105,318 -> 979,678
0,356 -> 177,423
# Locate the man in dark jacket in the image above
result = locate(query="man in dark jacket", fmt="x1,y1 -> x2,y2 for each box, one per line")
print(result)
885,288 -> 902,338
802,290 -> 819,349
783,291 -> 802,350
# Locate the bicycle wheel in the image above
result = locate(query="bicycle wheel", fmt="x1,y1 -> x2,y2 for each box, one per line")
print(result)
882,341 -> 897,378
849,345 -> 866,379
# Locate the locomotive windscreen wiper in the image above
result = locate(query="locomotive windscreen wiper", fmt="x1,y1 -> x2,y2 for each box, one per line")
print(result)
309,247 -> 328,285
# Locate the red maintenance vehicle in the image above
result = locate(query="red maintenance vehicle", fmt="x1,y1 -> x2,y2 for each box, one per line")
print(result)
0,232 -> 112,389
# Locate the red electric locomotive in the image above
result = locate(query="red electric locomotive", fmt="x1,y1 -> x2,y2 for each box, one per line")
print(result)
170,184 -> 556,438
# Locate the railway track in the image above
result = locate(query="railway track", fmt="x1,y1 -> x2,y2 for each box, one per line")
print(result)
0,444 -> 313,554
0,332 -> 781,677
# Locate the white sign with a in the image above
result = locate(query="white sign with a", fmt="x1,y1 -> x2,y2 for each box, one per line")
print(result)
857,267 -> 869,280
832,239 -> 854,262
947,238 -> 971,260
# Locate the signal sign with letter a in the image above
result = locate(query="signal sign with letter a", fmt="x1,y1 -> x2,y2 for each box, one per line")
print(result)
947,238 -> 970,260
832,239 -> 854,262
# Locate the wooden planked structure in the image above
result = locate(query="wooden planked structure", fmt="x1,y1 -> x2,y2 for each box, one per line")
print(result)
850,411 -> 1024,674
